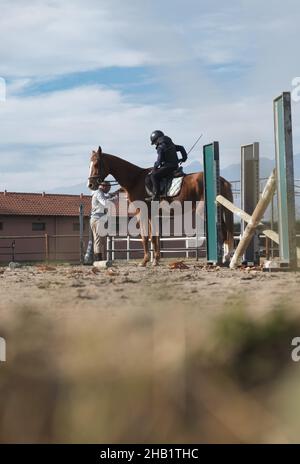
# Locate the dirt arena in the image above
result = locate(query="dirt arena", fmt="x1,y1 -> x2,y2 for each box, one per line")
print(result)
1,260 -> 300,320
1,260 -> 300,443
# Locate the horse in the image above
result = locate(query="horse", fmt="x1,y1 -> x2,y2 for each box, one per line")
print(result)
88,146 -> 234,266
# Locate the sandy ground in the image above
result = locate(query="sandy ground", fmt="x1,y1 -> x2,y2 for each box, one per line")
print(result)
0,259 -> 300,321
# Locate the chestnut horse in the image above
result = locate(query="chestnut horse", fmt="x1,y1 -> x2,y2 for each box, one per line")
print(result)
88,146 -> 234,266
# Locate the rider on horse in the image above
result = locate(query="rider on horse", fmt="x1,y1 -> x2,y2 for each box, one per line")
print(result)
147,130 -> 188,200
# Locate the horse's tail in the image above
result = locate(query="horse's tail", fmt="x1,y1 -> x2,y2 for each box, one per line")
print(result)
221,178 -> 234,249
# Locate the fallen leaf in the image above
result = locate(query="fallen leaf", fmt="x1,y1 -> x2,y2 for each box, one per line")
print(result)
106,269 -> 119,277
36,265 -> 56,272
168,260 -> 189,270
91,267 -> 101,274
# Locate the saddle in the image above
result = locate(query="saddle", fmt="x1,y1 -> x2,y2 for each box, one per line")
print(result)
145,166 -> 185,198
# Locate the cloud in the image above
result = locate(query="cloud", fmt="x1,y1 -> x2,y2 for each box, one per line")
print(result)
1,0 -> 300,192
0,82 -> 283,192
0,0 -> 152,77
0,0 -> 281,78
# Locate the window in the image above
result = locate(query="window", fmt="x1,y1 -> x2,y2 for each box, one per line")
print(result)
32,222 -> 46,231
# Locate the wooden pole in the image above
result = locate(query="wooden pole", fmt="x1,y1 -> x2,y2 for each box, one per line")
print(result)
216,195 -> 279,244
127,235 -> 130,261
79,204 -> 84,264
217,193 -> 300,261
265,236 -> 270,260
229,170 -> 276,269
45,233 -> 49,263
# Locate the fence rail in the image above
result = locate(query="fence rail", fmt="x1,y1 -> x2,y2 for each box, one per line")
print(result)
1,231 -> 300,263
107,236 -> 205,261
0,234 -> 89,263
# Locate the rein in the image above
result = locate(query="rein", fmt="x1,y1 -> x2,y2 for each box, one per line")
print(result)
88,155 -> 119,186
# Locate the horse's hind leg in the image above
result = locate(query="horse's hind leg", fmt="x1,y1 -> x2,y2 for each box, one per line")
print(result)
220,179 -> 235,263
221,207 -> 234,263
223,242 -> 230,263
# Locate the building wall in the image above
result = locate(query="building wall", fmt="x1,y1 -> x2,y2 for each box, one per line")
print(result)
0,215 -> 202,263
0,215 -> 90,263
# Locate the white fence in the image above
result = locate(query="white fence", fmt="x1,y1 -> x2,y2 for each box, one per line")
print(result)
105,233 -> 297,262
106,236 -> 206,261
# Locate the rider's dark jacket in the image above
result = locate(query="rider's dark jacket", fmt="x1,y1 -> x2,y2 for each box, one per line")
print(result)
154,136 -> 188,169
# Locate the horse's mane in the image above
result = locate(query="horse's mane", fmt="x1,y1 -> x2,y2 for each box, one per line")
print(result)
102,152 -> 149,173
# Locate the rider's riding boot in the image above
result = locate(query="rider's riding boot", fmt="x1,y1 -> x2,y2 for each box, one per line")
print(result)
145,193 -> 159,201
151,188 -> 159,201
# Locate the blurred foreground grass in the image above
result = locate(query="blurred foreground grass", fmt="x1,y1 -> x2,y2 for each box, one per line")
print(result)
1,300 -> 300,443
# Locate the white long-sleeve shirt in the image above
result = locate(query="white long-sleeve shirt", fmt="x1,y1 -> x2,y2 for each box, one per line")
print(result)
90,189 -> 113,220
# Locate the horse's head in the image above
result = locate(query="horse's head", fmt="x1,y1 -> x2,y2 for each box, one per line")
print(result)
87,146 -> 109,190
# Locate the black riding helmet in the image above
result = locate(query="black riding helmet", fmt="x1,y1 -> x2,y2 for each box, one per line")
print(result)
150,130 -> 164,145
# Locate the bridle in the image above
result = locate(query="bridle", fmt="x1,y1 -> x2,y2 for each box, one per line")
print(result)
88,154 -> 119,187
88,154 -> 106,186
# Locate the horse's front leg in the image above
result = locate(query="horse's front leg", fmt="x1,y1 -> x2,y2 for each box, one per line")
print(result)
140,235 -> 150,267
151,235 -> 160,266
139,215 -> 150,267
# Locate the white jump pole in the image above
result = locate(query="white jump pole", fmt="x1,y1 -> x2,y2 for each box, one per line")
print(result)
229,170 -> 276,269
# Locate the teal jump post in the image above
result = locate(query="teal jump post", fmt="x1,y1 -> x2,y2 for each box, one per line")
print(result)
203,142 -> 223,264
273,92 -> 297,269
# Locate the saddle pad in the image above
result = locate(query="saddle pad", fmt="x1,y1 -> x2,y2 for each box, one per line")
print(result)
167,176 -> 184,197
145,175 -> 184,198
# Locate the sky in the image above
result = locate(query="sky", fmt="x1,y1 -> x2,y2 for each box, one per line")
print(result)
0,0 -> 300,192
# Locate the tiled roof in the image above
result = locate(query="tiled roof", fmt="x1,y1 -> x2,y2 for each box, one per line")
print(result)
0,191 -> 92,217
0,191 -> 131,217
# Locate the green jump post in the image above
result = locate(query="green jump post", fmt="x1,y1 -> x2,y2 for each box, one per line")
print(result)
203,142 -> 223,264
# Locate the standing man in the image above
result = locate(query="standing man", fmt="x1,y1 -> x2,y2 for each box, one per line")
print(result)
148,130 -> 188,200
90,181 -> 115,262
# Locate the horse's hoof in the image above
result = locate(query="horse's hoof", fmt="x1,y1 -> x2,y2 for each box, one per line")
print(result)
221,261 -> 230,268
139,260 -> 149,267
